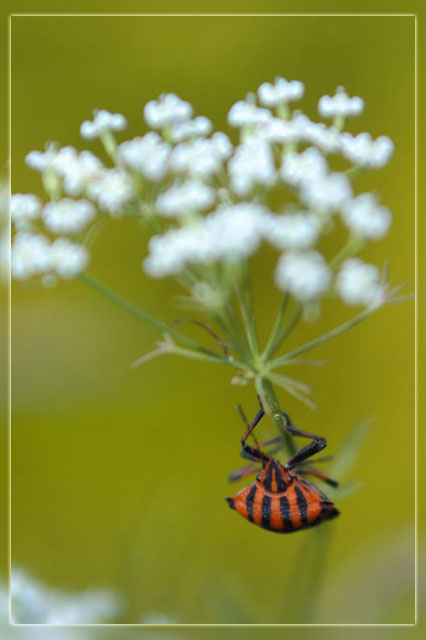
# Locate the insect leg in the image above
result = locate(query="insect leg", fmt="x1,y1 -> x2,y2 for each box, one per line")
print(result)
281,412 -> 327,469
297,468 -> 339,488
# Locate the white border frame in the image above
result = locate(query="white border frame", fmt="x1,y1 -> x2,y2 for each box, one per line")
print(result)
7,11 -> 418,628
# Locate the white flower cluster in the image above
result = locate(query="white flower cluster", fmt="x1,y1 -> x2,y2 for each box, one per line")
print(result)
156,180 -> 215,217
11,567 -> 122,624
12,81 -> 394,309
118,133 -> 170,181
12,233 -> 88,280
258,77 -> 305,107
318,86 -> 364,119
80,109 -> 127,139
145,203 -> 267,277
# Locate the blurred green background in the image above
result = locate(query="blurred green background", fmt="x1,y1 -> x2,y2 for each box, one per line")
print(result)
9,8 -> 415,625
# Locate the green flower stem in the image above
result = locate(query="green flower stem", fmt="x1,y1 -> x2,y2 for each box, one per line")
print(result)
269,305 -> 380,368
262,293 -> 289,360
211,309 -> 252,364
262,303 -> 303,361
329,234 -> 365,271
255,377 -> 295,455
236,266 -> 259,361
78,271 -> 229,360
168,344 -> 250,370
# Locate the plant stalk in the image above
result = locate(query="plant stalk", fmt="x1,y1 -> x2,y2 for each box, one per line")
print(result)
255,377 -> 295,455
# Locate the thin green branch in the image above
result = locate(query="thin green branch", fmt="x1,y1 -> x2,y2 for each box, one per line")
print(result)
268,372 -> 317,411
269,305 -> 379,368
78,271 -> 230,360
236,264 -> 259,360
262,304 -> 303,360
262,293 -> 289,361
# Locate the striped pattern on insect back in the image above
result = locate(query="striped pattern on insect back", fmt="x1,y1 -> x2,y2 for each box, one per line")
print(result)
245,484 -> 257,522
295,486 -> 308,527
261,494 -> 271,528
263,460 -> 287,493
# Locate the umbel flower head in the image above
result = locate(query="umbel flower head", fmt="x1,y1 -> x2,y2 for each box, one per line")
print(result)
12,79 -> 395,314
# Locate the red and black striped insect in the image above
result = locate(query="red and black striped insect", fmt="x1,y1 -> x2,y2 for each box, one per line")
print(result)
226,405 -> 340,533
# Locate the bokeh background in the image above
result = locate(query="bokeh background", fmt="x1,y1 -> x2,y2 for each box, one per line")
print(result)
8,7 -> 416,626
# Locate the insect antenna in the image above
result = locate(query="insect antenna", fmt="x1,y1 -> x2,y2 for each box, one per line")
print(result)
236,404 -> 261,450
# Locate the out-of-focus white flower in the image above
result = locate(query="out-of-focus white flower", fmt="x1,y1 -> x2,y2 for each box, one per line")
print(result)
275,250 -> 331,300
341,193 -> 392,239
42,198 -> 95,234
228,137 -> 276,196
170,135 -> 231,178
118,133 -> 170,181
80,109 -> 127,139
87,169 -> 133,214
144,93 -> 193,129
258,77 -> 304,107
264,212 -> 320,250
156,180 -> 215,217
26,146 -> 58,172
11,233 -> 52,279
170,116 -> 212,142
144,203 -> 268,277
210,131 -> 233,158
318,86 -> 364,119
306,122 -> 342,154
340,132 -> 394,168
301,172 -> 352,212
281,147 -> 328,188
336,258 -> 384,306
11,567 -> 122,624
11,194 -> 41,225
227,100 -> 272,127
50,238 -> 89,278
254,117 -> 303,144
53,147 -> 103,196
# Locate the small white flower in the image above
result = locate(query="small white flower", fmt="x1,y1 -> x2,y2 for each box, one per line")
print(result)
254,117 -> 302,145
11,232 -> 52,279
118,133 -> 170,181
301,172 -> 352,212
281,148 -> 328,188
204,203 -> 268,260
258,77 -> 304,107
318,86 -> 364,119
275,250 -> 331,300
43,198 -> 95,234
144,203 -> 268,276
340,132 -> 394,168
336,258 -> 384,306
306,123 -> 342,154
210,132 -> 233,158
80,109 -> 127,139
170,136 -> 230,178
144,93 -> 193,129
11,194 -> 41,225
264,212 -> 320,250
87,169 -> 133,214
50,238 -> 89,278
170,116 -> 212,142
228,137 -> 276,196
227,100 -> 272,127
156,180 -> 215,217
341,193 -> 392,239
26,146 -> 58,172
53,147 -> 103,196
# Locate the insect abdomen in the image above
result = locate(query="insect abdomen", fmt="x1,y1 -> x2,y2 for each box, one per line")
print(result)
226,481 -> 339,533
